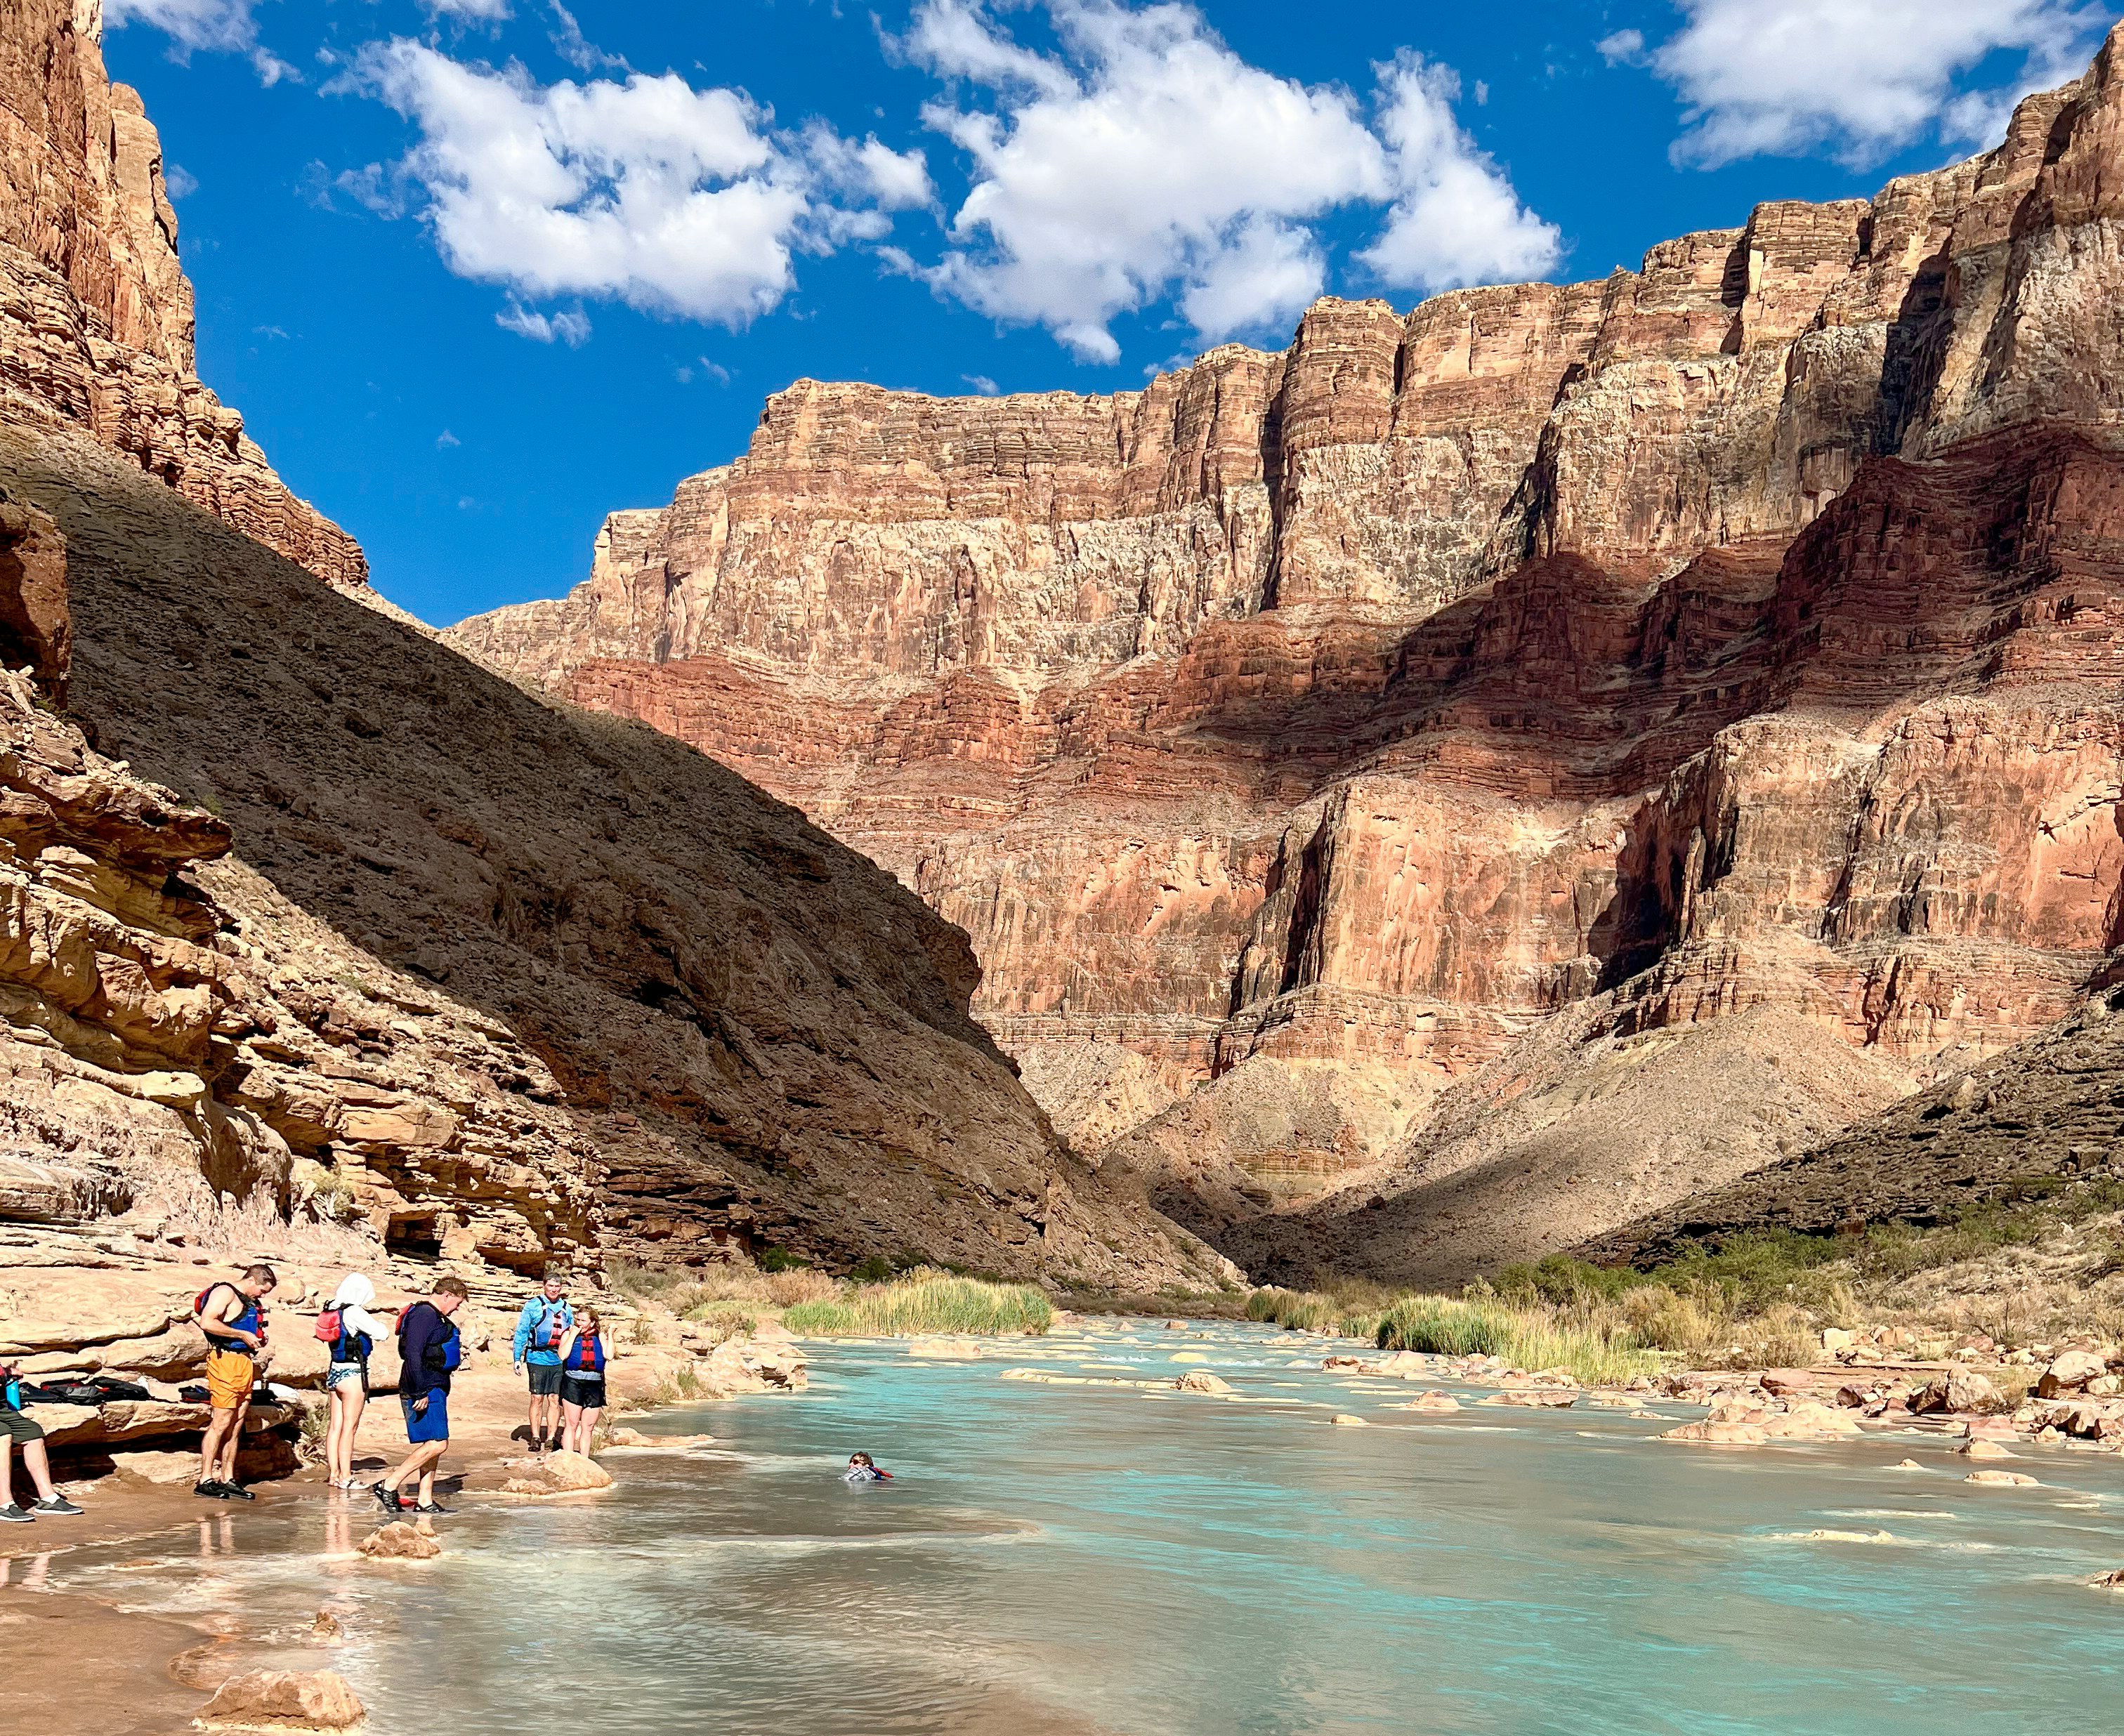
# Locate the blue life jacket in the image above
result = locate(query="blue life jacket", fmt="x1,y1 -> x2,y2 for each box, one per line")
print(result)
199,1284 -> 264,1356
564,1331 -> 605,1376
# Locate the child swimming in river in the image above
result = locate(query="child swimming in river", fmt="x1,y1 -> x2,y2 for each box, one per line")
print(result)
844,1452 -> 893,1483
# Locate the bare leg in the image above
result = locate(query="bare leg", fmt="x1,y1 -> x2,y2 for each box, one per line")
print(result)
559,1399 -> 583,1454
383,1439 -> 445,1499
577,1405 -> 603,1456
216,1398 -> 251,1485
199,1407 -> 236,1486
343,1388 -> 366,1482
325,1386 -> 347,1484
19,1439 -> 57,1503
1,1437 -> 13,1506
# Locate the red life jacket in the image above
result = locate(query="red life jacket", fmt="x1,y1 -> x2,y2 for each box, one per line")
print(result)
565,1331 -> 605,1375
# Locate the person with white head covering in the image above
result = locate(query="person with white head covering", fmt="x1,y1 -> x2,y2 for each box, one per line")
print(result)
321,1274 -> 394,1491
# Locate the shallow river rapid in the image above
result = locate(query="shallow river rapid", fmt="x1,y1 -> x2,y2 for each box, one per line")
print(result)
55,1320 -> 2124,1732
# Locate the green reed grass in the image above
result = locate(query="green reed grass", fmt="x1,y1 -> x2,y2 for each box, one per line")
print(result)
782,1273 -> 1053,1338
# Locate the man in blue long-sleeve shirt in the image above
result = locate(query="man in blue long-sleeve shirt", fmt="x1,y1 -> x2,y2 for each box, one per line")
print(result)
374,1275 -> 466,1515
511,1270 -> 574,1455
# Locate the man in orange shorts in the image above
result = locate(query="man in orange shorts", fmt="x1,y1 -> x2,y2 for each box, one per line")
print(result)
194,1264 -> 277,1500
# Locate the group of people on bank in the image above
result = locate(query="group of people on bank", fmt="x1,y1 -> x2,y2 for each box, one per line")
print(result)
2,1261 -> 905,1522
0,1263 -> 615,1516
200,1263 -> 612,1511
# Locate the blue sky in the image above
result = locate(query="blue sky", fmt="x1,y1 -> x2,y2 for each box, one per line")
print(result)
100,0 -> 2118,625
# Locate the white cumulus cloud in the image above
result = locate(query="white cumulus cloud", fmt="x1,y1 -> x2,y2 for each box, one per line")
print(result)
421,0 -> 513,20
1640,0 -> 2112,167
105,0 -> 296,84
900,1 -> 1556,361
1358,53 -> 1561,293
345,41 -> 929,338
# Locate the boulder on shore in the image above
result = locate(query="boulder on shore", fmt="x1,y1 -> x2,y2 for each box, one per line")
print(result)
1908,1369 -> 2007,1416
2036,1350 -> 2106,1398
192,1668 -> 365,1732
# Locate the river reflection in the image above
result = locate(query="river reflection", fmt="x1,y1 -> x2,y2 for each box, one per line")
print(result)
54,1322 -> 2124,1734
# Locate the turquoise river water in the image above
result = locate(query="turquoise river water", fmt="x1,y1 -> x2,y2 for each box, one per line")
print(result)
46,1320 -> 2124,1733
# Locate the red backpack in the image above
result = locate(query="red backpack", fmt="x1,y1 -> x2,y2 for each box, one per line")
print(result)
314,1308 -> 344,1343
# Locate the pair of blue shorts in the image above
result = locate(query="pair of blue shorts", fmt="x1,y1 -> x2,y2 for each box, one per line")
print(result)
402,1387 -> 450,1444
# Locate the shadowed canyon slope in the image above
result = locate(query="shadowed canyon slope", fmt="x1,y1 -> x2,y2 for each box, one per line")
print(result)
452,31 -> 2124,1280
0,3 -> 1228,1294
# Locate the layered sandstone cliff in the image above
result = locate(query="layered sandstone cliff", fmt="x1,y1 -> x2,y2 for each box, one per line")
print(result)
452,30 -> 2124,1277
0,0 -> 363,586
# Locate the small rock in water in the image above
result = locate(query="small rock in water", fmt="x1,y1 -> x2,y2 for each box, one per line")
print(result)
907,1338 -> 981,1360
1964,1469 -> 2040,1487
503,1448 -> 615,1495
1169,1350 -> 1210,1364
1386,1391 -> 1460,1413
1174,1370 -> 1234,1395
1960,1438 -> 2019,1461
2092,1569 -> 2124,1590
193,1669 -> 365,1732
310,1610 -> 346,1643
1330,1413 -> 1368,1426
358,1522 -> 442,1560
1891,1458 -> 1925,1471
1165,1320 -> 1188,1330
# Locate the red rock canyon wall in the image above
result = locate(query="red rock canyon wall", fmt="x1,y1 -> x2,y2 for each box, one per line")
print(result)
450,33 -> 2124,1247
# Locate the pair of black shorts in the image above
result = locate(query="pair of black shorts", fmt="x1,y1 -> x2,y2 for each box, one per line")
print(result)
526,1360 -> 564,1398
1,1407 -> 45,1445
558,1374 -> 605,1410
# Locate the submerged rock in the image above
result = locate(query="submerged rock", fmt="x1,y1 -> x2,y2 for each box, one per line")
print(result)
907,1339 -> 982,1360
1964,1470 -> 2040,1487
1385,1391 -> 1461,1413
1330,1413 -> 1368,1426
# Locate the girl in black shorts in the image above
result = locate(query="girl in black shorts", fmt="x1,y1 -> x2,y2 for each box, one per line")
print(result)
555,1308 -> 610,1456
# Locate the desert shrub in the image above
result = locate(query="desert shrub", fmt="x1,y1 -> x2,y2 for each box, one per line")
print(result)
764,1270 -> 839,1308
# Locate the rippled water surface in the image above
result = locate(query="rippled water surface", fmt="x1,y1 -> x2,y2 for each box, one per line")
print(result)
59,1321 -> 2124,1733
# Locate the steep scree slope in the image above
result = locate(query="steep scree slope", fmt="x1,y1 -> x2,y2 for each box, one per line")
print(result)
0,415 -> 1228,1291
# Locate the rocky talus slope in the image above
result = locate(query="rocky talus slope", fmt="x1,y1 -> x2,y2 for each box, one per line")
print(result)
452,32 -> 2124,1278
1584,980 -> 2124,1264
1,0 -> 363,586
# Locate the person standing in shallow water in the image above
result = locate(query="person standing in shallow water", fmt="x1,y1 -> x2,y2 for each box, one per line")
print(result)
374,1275 -> 467,1515
194,1263 -> 277,1501
321,1273 -> 394,1491
511,1269 -> 574,1455
554,1307 -> 609,1456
